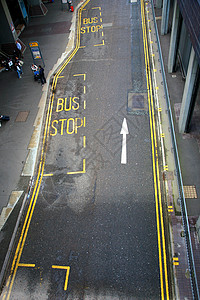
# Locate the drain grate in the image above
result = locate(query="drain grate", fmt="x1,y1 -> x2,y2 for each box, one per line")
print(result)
183,185 -> 198,199
127,92 -> 148,115
15,111 -> 29,122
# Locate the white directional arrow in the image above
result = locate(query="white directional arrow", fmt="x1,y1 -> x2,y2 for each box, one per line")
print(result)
120,118 -> 129,164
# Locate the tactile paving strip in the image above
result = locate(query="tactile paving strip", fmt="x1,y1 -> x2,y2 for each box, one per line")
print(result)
183,185 -> 198,199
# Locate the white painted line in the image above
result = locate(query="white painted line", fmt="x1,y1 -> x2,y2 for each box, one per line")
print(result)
102,23 -> 113,28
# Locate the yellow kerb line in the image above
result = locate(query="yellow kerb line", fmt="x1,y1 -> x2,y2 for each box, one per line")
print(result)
141,0 -> 169,299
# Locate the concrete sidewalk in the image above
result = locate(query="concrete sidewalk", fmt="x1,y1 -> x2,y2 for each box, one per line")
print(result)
0,0 -> 82,280
155,5 -> 200,294
154,6 -> 200,298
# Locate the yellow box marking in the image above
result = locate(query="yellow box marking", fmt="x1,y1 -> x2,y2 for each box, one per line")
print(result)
52,265 -> 70,291
67,159 -> 86,175
94,40 -> 105,47
83,136 -> 86,148
73,73 -> 86,81
18,263 -> 35,268
43,174 -> 54,177
92,7 -> 101,10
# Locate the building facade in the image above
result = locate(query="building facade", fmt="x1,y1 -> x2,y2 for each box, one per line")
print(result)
159,0 -> 200,133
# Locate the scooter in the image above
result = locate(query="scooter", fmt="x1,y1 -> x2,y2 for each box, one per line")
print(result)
0,115 -> 10,127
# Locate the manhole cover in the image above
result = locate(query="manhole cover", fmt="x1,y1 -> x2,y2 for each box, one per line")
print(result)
183,185 -> 198,199
127,92 -> 147,115
15,111 -> 29,122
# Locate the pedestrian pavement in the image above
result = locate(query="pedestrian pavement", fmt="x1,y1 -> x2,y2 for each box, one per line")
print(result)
154,6 -> 200,298
0,0 -> 199,297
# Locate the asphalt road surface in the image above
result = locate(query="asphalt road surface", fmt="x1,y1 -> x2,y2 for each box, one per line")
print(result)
1,0 -> 170,299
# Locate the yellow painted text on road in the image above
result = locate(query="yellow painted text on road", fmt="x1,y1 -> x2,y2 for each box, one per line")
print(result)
83,17 -> 98,24
50,117 -> 86,136
81,24 -> 103,34
56,97 -> 80,112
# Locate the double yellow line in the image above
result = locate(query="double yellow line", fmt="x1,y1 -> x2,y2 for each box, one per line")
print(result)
2,1 -> 91,299
141,1 -> 169,299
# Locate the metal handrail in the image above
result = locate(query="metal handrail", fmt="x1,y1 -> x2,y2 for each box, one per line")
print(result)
150,1 -> 200,299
